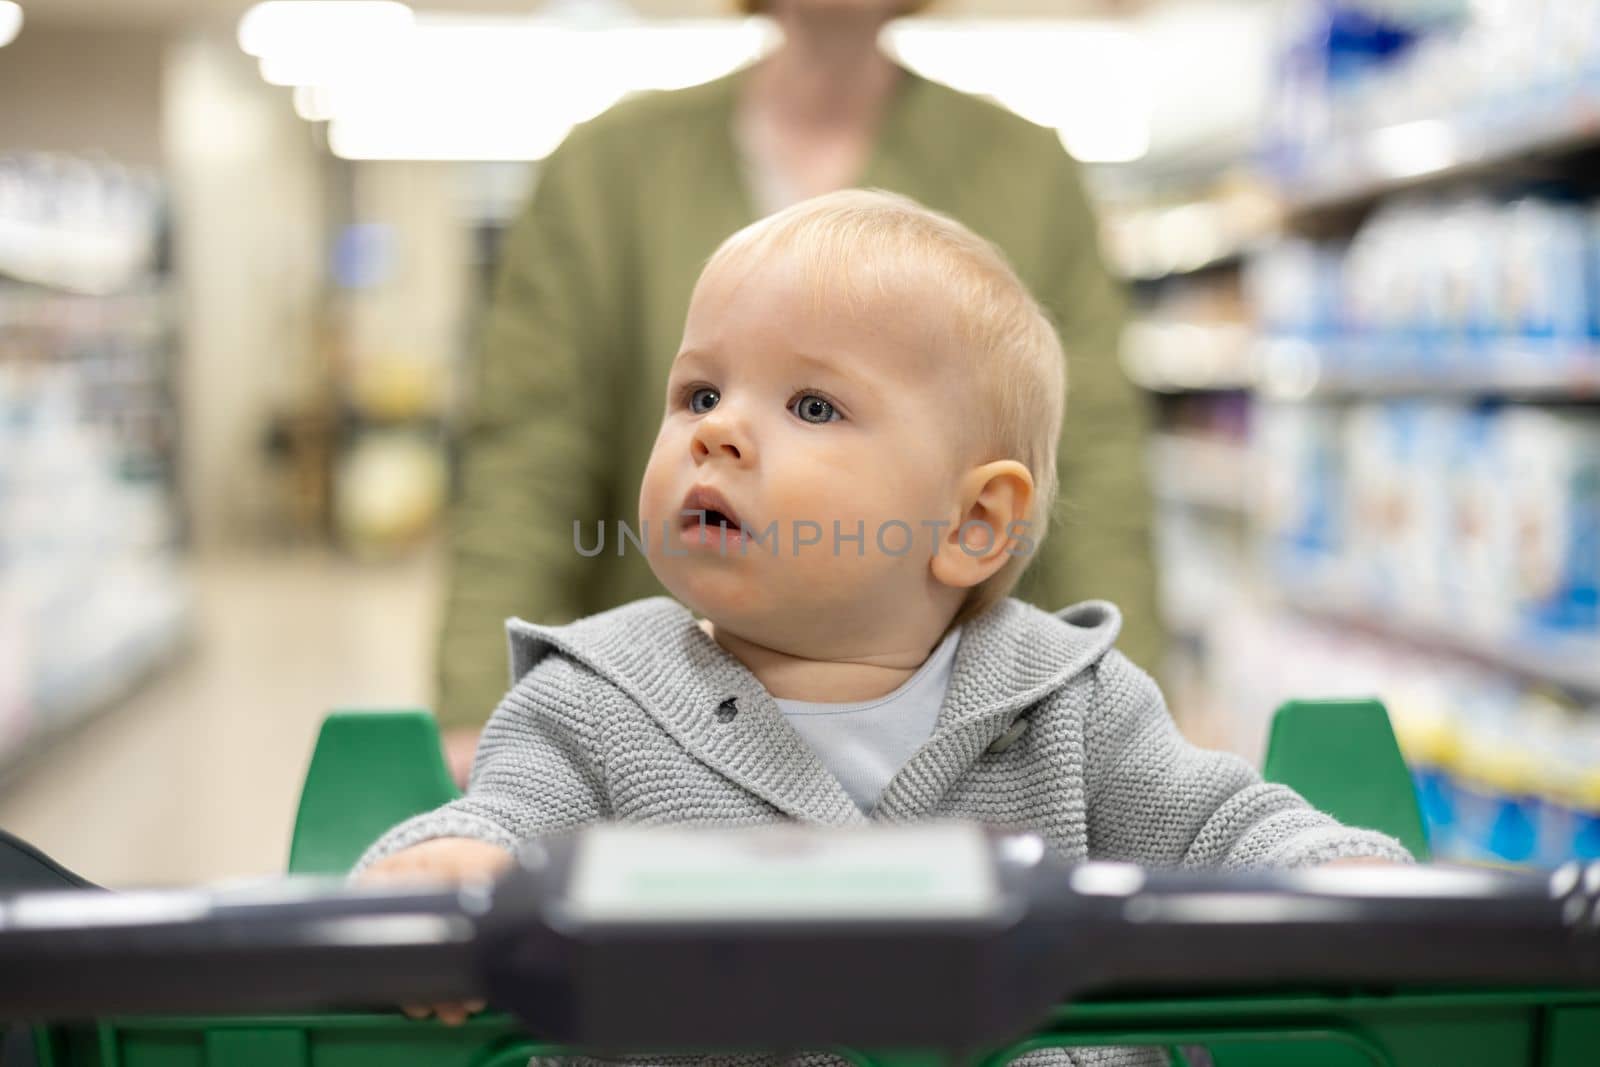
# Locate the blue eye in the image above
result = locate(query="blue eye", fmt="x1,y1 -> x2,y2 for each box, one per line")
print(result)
688,387 -> 719,414
791,394 -> 839,424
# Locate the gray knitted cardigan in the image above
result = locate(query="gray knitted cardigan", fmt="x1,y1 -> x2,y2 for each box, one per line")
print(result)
356,596 -> 1410,1066
360,595 -> 1408,868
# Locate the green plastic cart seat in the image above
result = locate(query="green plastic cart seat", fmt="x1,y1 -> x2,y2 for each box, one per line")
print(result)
287,709 -> 462,876
37,699 -> 1592,1067
1262,698 -> 1431,862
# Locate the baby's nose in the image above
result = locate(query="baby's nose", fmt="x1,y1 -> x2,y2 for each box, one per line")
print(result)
692,416 -> 747,462
693,435 -> 740,461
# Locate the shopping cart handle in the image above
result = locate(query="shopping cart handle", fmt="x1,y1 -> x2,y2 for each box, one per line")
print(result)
1,824 -> 1596,1053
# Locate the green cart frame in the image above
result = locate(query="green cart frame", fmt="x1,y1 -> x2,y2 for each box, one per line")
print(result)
33,700 -> 1600,1067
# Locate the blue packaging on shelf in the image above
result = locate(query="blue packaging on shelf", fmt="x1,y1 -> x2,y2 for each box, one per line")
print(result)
1450,777 -> 1542,866
1502,409 -> 1600,637
1539,801 -> 1600,866
1500,199 -> 1591,357
1342,402 -> 1436,609
1587,202 -> 1600,346
1411,764 -> 1457,857
1258,403 -> 1345,581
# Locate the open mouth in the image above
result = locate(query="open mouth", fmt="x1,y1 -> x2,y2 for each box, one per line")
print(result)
680,486 -> 745,537
681,505 -> 742,531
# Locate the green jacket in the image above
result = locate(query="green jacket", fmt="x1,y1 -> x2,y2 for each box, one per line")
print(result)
438,65 -> 1161,728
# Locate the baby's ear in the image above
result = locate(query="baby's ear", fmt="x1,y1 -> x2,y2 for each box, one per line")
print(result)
929,461 -> 1035,590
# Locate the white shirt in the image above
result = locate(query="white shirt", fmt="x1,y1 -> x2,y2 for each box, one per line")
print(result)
774,626 -> 963,813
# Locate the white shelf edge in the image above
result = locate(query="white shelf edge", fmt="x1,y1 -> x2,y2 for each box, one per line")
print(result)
1277,585 -> 1600,695
1278,97 -> 1600,218
1254,340 -> 1600,401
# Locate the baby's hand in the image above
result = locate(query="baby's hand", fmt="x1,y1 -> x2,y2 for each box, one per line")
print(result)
357,838 -> 515,1024
1321,857 -> 1400,867
358,837 -> 514,886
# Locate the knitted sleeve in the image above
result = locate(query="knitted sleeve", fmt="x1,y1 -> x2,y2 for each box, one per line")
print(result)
351,656 -> 612,874
1082,652 -> 1413,870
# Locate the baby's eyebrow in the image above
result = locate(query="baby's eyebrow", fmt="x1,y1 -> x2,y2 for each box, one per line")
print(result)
670,345 -> 877,395
787,348 -> 873,392
670,347 -> 714,371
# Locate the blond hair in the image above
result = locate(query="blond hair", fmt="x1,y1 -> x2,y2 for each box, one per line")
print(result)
701,189 -> 1066,626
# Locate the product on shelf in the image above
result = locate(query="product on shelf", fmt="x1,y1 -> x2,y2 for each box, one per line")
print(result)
1258,400 -> 1600,654
1441,404 -> 1515,636
1243,237 -> 1342,343
1256,401 -> 1344,580
1266,0 -> 1600,186
1248,193 -> 1600,386
1501,408 -> 1600,638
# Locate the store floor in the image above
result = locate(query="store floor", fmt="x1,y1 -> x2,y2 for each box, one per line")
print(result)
0,546 -> 443,888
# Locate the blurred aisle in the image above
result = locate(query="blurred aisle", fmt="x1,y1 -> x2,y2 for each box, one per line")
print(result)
0,547 -> 442,889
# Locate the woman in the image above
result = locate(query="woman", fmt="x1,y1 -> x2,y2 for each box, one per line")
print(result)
436,0 -> 1160,780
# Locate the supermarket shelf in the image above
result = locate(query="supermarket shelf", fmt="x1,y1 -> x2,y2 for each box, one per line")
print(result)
1256,339 -> 1600,401
0,600 -> 191,791
1121,245 -> 1250,285
1122,321 -> 1258,394
1148,434 -> 1255,513
1102,174 -> 1280,286
1278,585 -> 1600,696
1279,96 -> 1600,224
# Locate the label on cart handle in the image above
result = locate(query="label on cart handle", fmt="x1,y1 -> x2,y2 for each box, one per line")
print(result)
566,823 -> 1001,922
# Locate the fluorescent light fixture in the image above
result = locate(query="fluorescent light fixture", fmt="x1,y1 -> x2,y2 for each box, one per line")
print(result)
239,1 -> 413,59
242,1 -> 414,86
329,112 -> 580,162
0,2 -> 23,49
293,85 -> 335,122
323,18 -> 771,161
885,22 -> 1153,164
248,13 -> 1148,164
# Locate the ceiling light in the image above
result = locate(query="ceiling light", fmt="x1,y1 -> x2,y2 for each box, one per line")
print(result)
238,1 -> 413,60
885,22 -> 1153,164
0,2 -> 24,49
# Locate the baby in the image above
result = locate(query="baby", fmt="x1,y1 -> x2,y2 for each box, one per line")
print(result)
356,190 -> 1409,1053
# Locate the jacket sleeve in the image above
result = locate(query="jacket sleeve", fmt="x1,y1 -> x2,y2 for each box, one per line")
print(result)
352,658 -> 612,873
1013,148 -> 1165,676
1083,652 -> 1413,870
435,125 -> 628,729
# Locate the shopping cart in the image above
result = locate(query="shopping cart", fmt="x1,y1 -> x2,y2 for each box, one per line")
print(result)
9,701 -> 1599,1067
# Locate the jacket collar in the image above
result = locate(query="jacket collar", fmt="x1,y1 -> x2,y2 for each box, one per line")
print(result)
505,597 -> 1121,824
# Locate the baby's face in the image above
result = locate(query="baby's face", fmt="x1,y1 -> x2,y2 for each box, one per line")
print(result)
638,253 -> 970,646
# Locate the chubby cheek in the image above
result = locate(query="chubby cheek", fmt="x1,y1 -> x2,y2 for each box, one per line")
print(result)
766,497 -> 934,585
766,442 -> 874,520
785,458 -> 937,533
761,451 -> 934,564
636,432 -> 682,524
